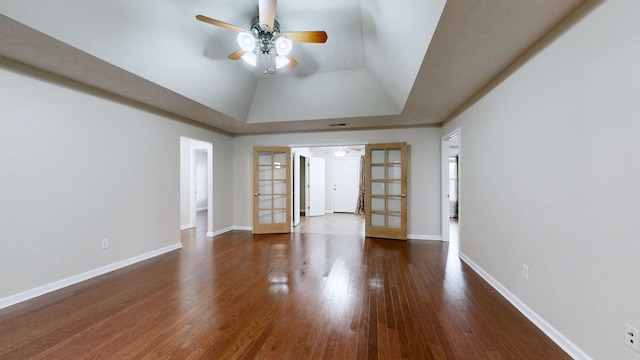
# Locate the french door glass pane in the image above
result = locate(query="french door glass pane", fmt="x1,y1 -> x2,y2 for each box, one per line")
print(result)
371,197 -> 385,211
273,180 -> 287,194
371,166 -> 385,179
388,181 -> 401,196
273,152 -> 287,165
388,214 -> 401,228
388,149 -> 401,163
273,167 -> 286,180
371,150 -> 385,163
387,164 -> 401,179
258,152 -> 272,164
259,166 -> 272,180
388,198 -> 401,212
258,196 -> 272,209
371,181 -> 385,195
273,195 -> 286,209
273,210 -> 286,223
258,210 -> 272,223
372,213 -> 385,227
259,181 -> 272,195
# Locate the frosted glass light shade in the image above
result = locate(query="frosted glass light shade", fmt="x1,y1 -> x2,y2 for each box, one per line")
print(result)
241,52 -> 257,66
275,55 -> 290,69
237,32 -> 256,52
275,36 -> 292,55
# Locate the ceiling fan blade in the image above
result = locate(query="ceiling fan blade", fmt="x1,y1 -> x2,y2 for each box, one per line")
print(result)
285,55 -> 298,68
281,31 -> 328,43
228,49 -> 246,60
196,15 -> 247,32
258,0 -> 277,30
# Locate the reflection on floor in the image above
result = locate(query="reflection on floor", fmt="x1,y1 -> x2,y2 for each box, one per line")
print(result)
450,217 -> 459,243
293,213 -> 365,236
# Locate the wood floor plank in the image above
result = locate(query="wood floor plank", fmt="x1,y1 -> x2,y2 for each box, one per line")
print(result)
0,213 -> 572,359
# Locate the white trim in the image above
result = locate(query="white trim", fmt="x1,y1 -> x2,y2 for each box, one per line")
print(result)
459,252 -> 593,360
233,225 -> 253,231
0,243 -> 183,310
180,224 -> 194,230
408,234 -> 442,241
189,148 -> 196,231
206,226 -> 234,237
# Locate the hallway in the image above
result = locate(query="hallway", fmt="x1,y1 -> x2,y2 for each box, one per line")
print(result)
293,213 -> 365,236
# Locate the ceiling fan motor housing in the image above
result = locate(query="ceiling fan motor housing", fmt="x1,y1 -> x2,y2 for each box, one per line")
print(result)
251,16 -> 280,56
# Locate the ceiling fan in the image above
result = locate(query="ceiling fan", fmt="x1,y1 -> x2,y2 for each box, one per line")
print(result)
331,146 -> 362,157
196,0 -> 328,75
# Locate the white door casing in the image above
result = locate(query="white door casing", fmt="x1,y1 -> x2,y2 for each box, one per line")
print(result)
293,152 -> 301,227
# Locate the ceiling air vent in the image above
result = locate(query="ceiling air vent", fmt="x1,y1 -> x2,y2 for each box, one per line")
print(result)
329,123 -> 346,127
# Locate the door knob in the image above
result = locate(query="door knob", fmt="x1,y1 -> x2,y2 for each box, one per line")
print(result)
401,193 -> 407,198
254,193 -> 259,196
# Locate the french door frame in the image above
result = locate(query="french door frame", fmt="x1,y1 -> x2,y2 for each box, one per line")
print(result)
365,142 -> 408,240
252,146 -> 291,234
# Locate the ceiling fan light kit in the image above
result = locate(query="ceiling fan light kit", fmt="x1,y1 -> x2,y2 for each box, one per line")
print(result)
237,18 -> 291,71
196,0 -> 327,75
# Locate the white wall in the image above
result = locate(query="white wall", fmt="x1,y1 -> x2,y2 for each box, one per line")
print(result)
0,57 -> 233,304
232,128 -> 442,239
442,1 -> 640,358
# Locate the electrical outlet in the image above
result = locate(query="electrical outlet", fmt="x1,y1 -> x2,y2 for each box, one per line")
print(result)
626,324 -> 640,351
101,238 -> 109,250
521,264 -> 529,280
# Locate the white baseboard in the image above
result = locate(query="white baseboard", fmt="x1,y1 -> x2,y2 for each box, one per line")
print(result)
180,224 -> 194,230
408,234 -> 442,241
459,252 -> 592,360
233,225 -> 253,231
206,226 -> 234,237
0,243 -> 182,310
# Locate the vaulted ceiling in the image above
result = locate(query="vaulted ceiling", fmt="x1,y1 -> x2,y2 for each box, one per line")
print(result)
0,0 -> 584,135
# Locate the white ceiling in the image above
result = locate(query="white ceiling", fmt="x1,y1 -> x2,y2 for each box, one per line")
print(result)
0,0 -> 585,135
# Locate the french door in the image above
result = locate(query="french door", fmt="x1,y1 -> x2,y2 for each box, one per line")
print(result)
365,142 -> 408,240
253,146 -> 291,234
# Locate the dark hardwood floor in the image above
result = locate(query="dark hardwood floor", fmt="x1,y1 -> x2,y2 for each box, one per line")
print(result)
0,212 -> 570,359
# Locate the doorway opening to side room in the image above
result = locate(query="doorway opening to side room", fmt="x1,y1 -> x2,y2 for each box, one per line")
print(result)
441,129 -> 460,245
291,145 -> 365,236
180,137 -> 213,243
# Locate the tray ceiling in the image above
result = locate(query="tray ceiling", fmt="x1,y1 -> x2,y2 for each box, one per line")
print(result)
0,0 -> 584,135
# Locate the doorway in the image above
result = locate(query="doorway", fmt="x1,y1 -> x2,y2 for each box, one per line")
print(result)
441,129 -> 460,243
180,137 -> 213,237
291,145 -> 365,236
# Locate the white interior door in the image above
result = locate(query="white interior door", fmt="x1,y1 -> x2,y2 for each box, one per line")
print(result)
333,158 -> 359,213
293,152 -> 301,226
308,157 -> 325,216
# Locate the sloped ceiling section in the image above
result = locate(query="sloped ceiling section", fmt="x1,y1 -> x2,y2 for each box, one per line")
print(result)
0,0 -> 443,125
0,0 -> 584,135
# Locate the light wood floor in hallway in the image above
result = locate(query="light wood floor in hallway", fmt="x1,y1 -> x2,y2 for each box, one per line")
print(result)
293,213 -> 365,236
0,212 -> 570,359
